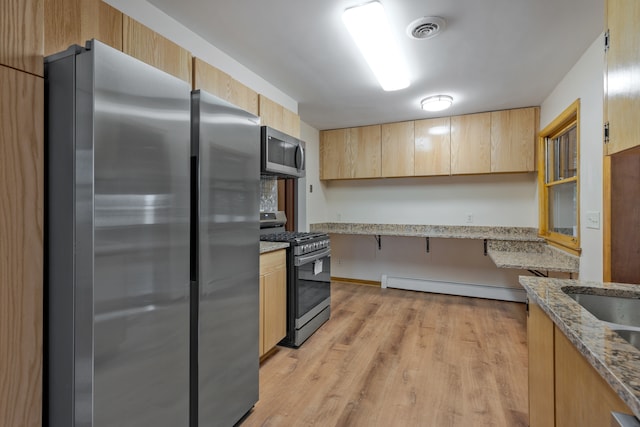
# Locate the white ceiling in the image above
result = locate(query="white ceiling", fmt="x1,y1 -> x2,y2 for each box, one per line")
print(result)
148,0 -> 603,131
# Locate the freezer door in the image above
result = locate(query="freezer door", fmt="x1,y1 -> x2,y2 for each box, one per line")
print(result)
90,41 -> 191,426
192,90 -> 260,426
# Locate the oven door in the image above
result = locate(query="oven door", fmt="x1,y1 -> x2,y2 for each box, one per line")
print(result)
294,249 -> 331,326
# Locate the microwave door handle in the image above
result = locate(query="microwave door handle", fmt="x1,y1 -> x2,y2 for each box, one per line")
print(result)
296,144 -> 305,170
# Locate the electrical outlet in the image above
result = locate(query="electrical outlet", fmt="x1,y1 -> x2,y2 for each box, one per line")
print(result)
309,184 -> 313,193
465,212 -> 473,224
586,211 -> 600,230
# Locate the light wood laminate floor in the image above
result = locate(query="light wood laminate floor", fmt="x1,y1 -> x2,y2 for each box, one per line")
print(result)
242,281 -> 528,427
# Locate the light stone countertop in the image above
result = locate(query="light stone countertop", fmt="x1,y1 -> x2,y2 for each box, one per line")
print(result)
310,222 -> 543,241
487,240 -> 579,273
520,276 -> 640,419
259,241 -> 289,254
310,222 -> 578,273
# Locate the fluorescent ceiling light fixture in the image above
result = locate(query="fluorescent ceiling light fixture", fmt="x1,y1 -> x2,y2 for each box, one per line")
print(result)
343,1 -> 410,91
421,95 -> 453,111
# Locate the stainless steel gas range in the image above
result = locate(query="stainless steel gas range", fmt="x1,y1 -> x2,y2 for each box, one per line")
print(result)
260,214 -> 331,347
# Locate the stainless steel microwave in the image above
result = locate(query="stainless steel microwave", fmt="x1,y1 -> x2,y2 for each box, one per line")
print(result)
261,126 -> 305,178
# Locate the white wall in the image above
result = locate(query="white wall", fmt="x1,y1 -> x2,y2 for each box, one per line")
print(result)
540,34 -> 604,281
104,0 -> 297,113
321,174 -> 537,226
313,173 -> 538,286
300,122 -> 327,228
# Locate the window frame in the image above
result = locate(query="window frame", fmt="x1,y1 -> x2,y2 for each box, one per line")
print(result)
537,99 -> 581,255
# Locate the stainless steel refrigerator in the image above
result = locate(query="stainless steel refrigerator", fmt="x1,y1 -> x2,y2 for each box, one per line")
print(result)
191,90 -> 260,425
45,40 -> 259,427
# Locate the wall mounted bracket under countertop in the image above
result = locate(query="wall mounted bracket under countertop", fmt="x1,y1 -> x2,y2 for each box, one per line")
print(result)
374,235 -> 381,250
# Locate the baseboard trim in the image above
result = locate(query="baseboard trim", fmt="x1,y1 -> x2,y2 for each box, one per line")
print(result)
381,275 -> 526,303
331,277 -> 382,287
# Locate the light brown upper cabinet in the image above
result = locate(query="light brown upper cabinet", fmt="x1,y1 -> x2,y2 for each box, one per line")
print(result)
382,121 -> 415,177
259,95 -> 283,131
491,107 -> 538,172
283,107 -> 301,139
451,112 -> 491,175
604,0 -> 640,155
414,117 -> 451,176
259,95 -> 300,138
320,125 -> 381,180
1,0 -> 43,76
319,107 -> 537,180
192,58 -> 258,116
44,0 -> 122,57
123,16 -> 192,84
0,65 -> 44,427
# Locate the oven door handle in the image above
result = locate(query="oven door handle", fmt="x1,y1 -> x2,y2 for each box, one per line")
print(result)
295,248 -> 331,266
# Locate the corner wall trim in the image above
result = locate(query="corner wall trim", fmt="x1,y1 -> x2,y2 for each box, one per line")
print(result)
380,275 -> 526,303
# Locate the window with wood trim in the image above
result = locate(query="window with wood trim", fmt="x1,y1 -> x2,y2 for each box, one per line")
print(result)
538,99 -> 580,254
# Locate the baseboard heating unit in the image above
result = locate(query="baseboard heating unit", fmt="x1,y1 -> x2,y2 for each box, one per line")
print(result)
381,275 -> 527,303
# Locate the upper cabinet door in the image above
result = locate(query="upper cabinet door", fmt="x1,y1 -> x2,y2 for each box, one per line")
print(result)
382,121 -> 414,177
320,128 -> 345,180
490,107 -> 538,173
259,95 -> 300,138
44,0 -> 122,57
192,58 -> 259,116
414,117 -> 451,176
349,125 -> 381,179
259,95 -> 283,131
605,0 -> 640,155
123,16 -> 192,84
0,0 -> 43,76
282,108 -> 301,139
451,112 -> 491,175
320,125 -> 381,180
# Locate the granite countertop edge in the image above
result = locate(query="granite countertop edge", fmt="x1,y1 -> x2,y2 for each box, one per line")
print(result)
519,276 -> 640,419
310,222 -> 543,241
309,222 -> 581,272
488,249 -> 579,273
259,241 -> 289,254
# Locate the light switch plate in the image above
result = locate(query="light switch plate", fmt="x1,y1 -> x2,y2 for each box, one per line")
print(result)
586,211 -> 600,230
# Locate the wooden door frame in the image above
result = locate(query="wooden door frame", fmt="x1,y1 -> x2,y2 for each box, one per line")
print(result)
277,178 -> 297,231
603,155 -> 611,281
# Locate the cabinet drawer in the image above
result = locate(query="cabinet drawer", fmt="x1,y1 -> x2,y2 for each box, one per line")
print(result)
260,249 -> 286,275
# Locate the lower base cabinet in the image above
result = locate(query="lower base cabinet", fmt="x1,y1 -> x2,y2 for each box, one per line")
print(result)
259,250 -> 287,357
528,301 -> 634,426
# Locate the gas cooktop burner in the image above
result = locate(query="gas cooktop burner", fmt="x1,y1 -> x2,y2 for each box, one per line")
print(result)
260,231 -> 328,244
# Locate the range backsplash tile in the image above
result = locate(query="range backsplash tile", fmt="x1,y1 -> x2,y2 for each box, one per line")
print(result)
260,177 -> 278,213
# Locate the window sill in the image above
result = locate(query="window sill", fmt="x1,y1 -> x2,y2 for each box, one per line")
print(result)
540,234 -> 581,257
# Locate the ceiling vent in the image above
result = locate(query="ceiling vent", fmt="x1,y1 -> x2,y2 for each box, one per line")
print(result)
407,16 -> 446,40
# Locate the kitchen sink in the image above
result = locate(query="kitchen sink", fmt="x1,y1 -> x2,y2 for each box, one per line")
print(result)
613,330 -> 640,352
563,291 -> 640,328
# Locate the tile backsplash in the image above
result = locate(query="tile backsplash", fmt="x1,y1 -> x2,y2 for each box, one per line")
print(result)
260,177 -> 278,212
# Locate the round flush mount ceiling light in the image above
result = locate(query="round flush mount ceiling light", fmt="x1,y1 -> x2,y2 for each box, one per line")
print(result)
421,95 -> 453,112
407,16 -> 446,40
